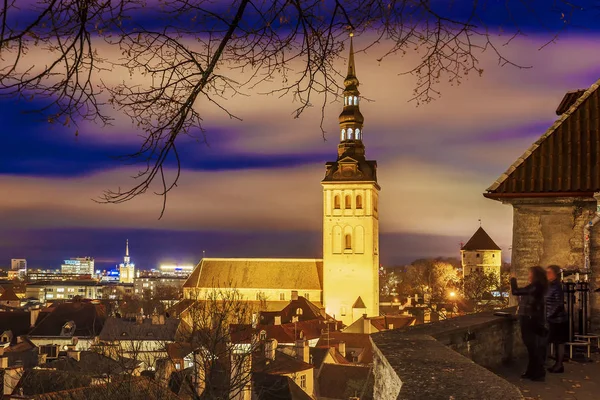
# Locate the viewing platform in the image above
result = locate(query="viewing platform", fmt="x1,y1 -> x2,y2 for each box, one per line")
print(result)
371,309 -> 600,400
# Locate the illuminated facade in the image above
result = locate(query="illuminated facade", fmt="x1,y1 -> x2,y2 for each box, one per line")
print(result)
182,36 -> 380,326
119,239 -> 135,284
61,257 -> 95,276
321,35 -> 380,325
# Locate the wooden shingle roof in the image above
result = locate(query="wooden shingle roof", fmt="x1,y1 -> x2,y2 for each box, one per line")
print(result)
486,78 -> 600,198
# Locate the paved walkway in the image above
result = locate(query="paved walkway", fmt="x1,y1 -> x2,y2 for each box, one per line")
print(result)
493,354 -> 600,400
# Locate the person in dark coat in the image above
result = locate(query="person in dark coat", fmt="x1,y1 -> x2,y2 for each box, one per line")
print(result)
545,265 -> 568,373
511,266 -> 548,381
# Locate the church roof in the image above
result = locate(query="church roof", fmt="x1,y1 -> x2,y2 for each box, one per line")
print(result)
461,227 -> 501,251
486,78 -> 600,198
183,258 -> 323,290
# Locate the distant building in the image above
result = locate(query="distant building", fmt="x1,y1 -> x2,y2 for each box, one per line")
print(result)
27,270 -> 92,281
61,257 -> 95,276
11,258 -> 26,271
119,240 -> 135,284
26,280 -> 102,302
159,264 -> 194,277
134,276 -> 186,299
0,286 -> 21,308
460,227 -> 502,281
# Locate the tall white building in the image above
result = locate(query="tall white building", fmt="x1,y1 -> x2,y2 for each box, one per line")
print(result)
61,257 -> 95,276
119,239 -> 135,284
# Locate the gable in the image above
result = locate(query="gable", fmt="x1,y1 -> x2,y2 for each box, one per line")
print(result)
486,78 -> 600,198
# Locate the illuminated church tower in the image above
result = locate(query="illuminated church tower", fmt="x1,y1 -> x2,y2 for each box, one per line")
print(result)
119,239 -> 136,284
322,35 -> 380,326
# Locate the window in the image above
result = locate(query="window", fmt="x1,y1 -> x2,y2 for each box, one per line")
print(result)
345,234 -> 352,250
334,195 -> 340,209
304,293 -> 310,300
279,293 -> 285,301
296,308 -> 303,316
341,128 -> 346,141
345,195 -> 351,209
476,253 -> 480,258
40,345 -> 58,358
341,306 -> 347,316
355,128 -> 361,140
259,330 -> 267,340
347,128 -> 353,140
356,195 -> 363,209
56,288 -> 64,293
492,254 -> 495,258
300,374 -> 306,389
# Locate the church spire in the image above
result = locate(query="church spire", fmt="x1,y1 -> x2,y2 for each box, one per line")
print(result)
338,33 -> 364,154
124,239 -> 130,264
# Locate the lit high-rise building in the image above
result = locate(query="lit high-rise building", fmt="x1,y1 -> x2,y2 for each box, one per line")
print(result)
119,239 -> 135,284
61,257 -> 95,276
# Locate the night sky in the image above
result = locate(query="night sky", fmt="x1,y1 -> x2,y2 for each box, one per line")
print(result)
2,2 -> 600,270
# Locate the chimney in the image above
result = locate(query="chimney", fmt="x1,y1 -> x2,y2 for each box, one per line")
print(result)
338,341 -> 346,357
295,339 -> 309,363
30,308 -> 40,328
362,315 -> 371,334
67,349 -> 81,362
291,291 -> 299,301
265,339 -> 277,360
0,357 -> 7,369
274,316 -> 281,326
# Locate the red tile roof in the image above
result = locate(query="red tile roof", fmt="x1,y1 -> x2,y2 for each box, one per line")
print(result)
0,287 -> 20,301
253,350 -> 314,375
28,300 -> 106,337
486,79 -> 600,198
315,332 -> 373,364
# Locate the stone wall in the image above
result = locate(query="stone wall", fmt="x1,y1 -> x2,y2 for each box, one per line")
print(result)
508,197 -> 600,326
370,310 -> 525,400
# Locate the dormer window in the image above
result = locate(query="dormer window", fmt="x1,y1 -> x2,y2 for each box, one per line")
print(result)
296,308 -> 303,316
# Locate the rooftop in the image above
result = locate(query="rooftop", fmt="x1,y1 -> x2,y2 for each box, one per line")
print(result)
461,226 -> 501,251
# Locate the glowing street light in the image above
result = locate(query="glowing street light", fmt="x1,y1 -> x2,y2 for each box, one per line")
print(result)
449,291 -> 456,298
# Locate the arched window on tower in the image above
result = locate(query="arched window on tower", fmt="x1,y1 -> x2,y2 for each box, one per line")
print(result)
344,96 -> 347,106
356,195 -> 363,209
355,128 -> 361,140
334,195 -> 340,209
356,96 -> 359,105
345,195 -> 351,209
345,234 -> 352,250
341,129 -> 346,141
347,128 -> 353,140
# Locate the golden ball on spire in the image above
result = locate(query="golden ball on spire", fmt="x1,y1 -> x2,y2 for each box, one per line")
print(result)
349,32 -> 354,37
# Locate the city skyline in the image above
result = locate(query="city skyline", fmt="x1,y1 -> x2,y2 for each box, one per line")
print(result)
2,7 -> 600,267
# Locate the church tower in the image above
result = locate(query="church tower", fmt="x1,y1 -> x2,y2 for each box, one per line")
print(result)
119,239 -> 136,284
322,35 -> 380,326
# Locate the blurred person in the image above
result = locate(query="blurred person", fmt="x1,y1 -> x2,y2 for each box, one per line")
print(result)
511,266 -> 548,381
545,265 -> 568,373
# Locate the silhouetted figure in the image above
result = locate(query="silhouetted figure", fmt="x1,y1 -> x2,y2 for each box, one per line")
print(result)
511,266 -> 548,381
545,265 -> 568,373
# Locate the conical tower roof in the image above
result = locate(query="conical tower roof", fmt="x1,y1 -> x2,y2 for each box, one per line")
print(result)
461,227 -> 501,251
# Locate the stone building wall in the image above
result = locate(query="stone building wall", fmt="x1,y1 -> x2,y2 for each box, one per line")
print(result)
508,197 -> 600,325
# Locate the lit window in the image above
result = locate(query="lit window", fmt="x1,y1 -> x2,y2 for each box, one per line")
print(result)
345,234 -> 352,250
345,195 -> 351,209
296,308 -> 303,316
56,288 -> 64,293
355,128 -> 361,140
280,293 -> 285,301
356,195 -> 363,209
341,128 -> 346,141
334,195 -> 340,209
355,96 -> 359,105
300,374 -> 306,389
347,128 -> 353,140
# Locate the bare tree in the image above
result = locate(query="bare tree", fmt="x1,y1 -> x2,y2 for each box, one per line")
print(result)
0,1 -> 587,216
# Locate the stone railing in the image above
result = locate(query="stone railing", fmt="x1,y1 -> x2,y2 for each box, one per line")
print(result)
370,308 -> 525,400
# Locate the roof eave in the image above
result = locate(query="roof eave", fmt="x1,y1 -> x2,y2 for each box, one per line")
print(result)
484,191 -> 596,200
